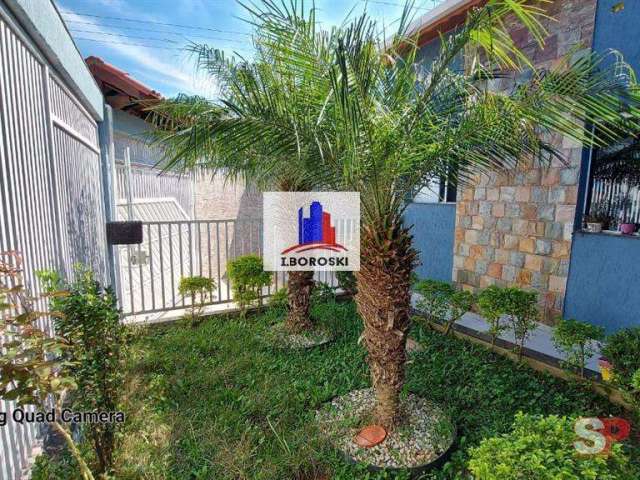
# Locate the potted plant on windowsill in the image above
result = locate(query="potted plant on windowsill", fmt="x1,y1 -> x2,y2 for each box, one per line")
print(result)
583,214 -> 607,233
583,203 -> 612,233
619,222 -> 636,234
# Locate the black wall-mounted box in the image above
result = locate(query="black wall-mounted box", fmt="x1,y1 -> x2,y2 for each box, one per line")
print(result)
106,221 -> 143,245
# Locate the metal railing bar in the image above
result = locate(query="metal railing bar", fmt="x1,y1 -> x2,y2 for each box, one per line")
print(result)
137,241 -> 145,313
225,221 -> 230,301
197,222 -> 203,277
126,244 -> 134,314
216,222 -> 222,303
207,222 -> 213,300
158,223 -> 166,310
169,223 -> 175,308
178,223 -> 184,306
188,222 -> 193,278
148,223 -> 155,311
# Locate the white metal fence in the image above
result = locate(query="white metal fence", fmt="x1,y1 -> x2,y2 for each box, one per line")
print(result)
119,219 -> 338,318
0,4 -> 108,478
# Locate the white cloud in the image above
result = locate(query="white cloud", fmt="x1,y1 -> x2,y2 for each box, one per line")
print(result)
61,9 -> 218,97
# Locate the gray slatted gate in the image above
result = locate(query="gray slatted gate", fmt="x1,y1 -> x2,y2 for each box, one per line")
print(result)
0,3 -> 108,478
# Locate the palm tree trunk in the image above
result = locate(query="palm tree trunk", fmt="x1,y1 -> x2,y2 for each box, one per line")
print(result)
356,222 -> 417,430
285,271 -> 315,333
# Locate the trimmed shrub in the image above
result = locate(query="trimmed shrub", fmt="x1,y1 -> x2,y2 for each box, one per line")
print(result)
445,290 -> 475,335
178,276 -> 215,326
227,255 -> 272,316
477,285 -> 510,346
468,412 -> 634,480
602,327 -> 640,409
415,279 -> 455,321
503,288 -> 538,360
552,318 -> 604,378
415,280 -> 474,334
478,286 -> 538,358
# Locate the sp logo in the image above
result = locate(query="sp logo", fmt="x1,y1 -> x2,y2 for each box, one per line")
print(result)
574,417 -> 631,455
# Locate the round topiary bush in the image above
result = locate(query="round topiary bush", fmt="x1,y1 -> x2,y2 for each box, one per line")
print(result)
468,412 -> 635,480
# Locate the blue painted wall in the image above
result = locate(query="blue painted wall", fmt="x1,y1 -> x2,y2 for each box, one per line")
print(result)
564,232 -> 640,333
404,203 -> 456,282
592,0 -> 640,73
562,0 -> 640,333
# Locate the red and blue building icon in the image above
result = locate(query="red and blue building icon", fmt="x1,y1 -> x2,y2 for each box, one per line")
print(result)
281,201 -> 347,254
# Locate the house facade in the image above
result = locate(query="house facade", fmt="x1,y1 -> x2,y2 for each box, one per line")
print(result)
407,0 -> 640,332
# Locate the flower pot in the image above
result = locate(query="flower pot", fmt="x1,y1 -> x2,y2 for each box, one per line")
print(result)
599,358 -> 613,382
586,222 -> 603,233
620,223 -> 636,235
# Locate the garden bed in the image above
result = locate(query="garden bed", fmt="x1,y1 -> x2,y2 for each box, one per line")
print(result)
34,300 -> 640,479
316,388 -> 455,473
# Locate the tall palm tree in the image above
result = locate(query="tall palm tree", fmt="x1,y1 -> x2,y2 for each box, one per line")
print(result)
153,0 -> 640,429
148,2 -> 335,333
240,0 -> 640,429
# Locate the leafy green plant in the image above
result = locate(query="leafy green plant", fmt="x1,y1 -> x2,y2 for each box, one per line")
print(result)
602,327 -> 640,409
445,290 -> 475,335
633,369 -> 640,391
552,318 -> 605,378
335,271 -> 357,297
39,266 -> 125,477
415,280 -> 474,335
178,276 -> 215,326
268,287 -> 289,311
468,412 -> 633,479
1,253 -> 93,480
227,255 -> 272,317
415,279 -> 455,322
310,281 -> 336,306
477,285 -> 510,346
32,449 -> 84,480
503,288 -> 538,361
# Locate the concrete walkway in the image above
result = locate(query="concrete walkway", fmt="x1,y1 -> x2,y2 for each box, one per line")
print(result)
411,293 -> 602,373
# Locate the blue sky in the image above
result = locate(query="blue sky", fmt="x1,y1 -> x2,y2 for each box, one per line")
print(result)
54,0 -> 440,98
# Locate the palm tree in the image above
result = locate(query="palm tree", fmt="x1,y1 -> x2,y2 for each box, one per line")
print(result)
241,0 -> 640,429
147,2 -> 335,333
153,0 -> 640,429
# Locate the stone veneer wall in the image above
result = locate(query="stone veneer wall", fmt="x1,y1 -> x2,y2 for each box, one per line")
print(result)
452,0 -> 597,322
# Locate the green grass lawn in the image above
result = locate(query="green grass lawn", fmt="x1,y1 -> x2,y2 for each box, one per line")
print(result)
33,299 -> 638,479
103,300 -> 636,479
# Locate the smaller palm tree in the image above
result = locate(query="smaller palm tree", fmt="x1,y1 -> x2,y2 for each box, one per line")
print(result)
147,5 -> 335,333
